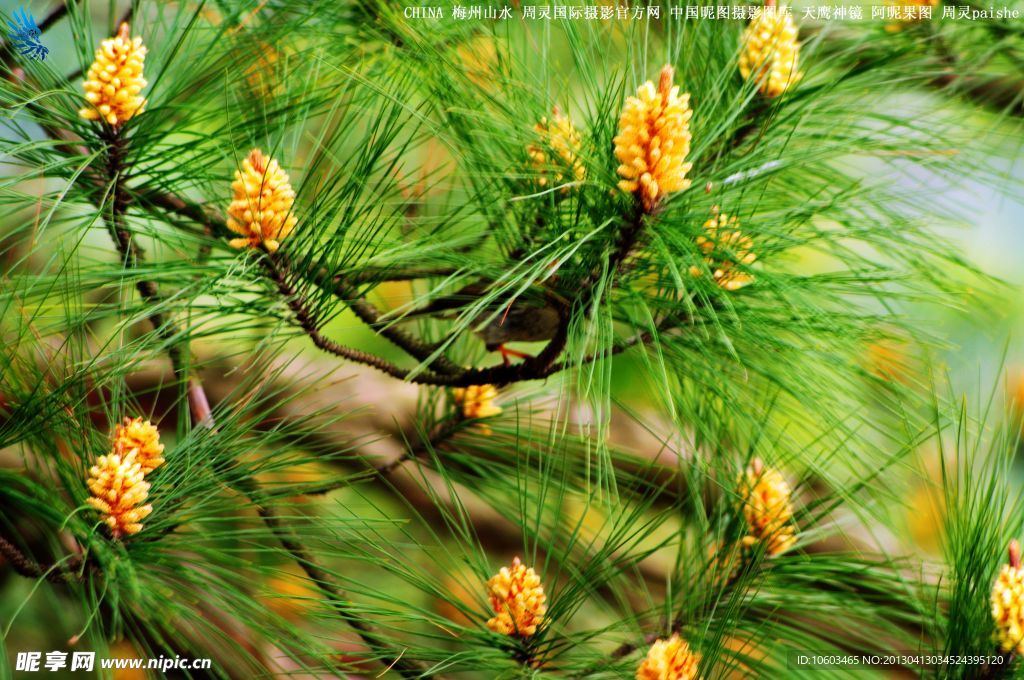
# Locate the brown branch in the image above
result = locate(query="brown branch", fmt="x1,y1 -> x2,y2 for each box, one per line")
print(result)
136,190 -> 470,377
310,280 -> 571,386
330,277 -> 463,376
261,251 -> 451,382
132,192 -> 592,387
263,249 -> 582,387
0,533 -> 86,583
101,128 -> 210,420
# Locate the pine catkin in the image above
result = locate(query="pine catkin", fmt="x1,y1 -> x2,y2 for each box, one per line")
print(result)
86,451 -> 152,538
528,109 -> 586,190
992,540 -> 1024,654
614,64 -> 693,212
739,7 -> 802,98
226,148 -> 298,253
113,417 -> 165,474
690,209 -> 757,291
738,458 -> 797,556
636,634 -> 700,680
79,23 -> 148,127
485,557 -> 547,637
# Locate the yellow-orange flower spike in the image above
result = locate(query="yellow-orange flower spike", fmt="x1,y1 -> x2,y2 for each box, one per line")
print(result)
738,458 -> 797,556
636,633 -> 700,680
614,65 -> 693,212
226,149 -> 298,253
113,417 -> 164,474
485,557 -> 547,637
527,108 -> 586,190
739,6 -> 802,98
78,23 -> 148,126
689,210 -> 757,291
453,384 -> 502,420
86,451 -> 152,538
992,540 -> 1024,654
243,42 -> 282,98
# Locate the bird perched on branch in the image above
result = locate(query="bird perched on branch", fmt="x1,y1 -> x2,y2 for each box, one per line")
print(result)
396,282 -> 564,365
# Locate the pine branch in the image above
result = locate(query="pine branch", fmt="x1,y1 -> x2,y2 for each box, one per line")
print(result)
330,278 -> 464,376
261,251 -> 451,382
262,245 -> 579,386
101,130 -> 431,677
0,532 -> 86,583
101,127 -> 212,425
137,191 -> 474,377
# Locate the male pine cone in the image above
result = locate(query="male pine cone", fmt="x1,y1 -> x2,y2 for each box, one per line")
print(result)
614,64 -> 693,212
78,23 -> 148,126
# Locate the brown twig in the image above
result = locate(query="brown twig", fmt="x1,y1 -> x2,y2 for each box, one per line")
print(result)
135,190 -> 472,378
330,277 -> 464,376
0,533 -> 86,583
100,127 -> 210,421
261,251 -> 451,382
262,248 -> 580,387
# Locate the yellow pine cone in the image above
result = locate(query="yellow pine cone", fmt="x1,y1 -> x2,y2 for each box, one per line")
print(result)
739,6 -> 802,98
738,458 -> 797,556
528,108 -> 586,190
614,64 -> 693,212
226,149 -> 298,253
992,540 -> 1024,653
689,209 -> 756,291
636,633 -> 700,680
455,34 -> 498,89
453,384 -> 502,420
485,557 -> 547,637
243,42 -> 282,98
86,451 -> 152,538
113,417 -> 164,474
78,23 -> 148,126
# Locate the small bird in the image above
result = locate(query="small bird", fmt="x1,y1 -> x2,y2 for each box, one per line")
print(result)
398,283 -> 563,365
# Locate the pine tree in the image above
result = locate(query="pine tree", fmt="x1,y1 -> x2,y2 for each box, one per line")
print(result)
1,1 -> 1023,678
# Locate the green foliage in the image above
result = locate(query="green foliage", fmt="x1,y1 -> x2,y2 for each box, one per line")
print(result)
1,1 -> 1023,678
